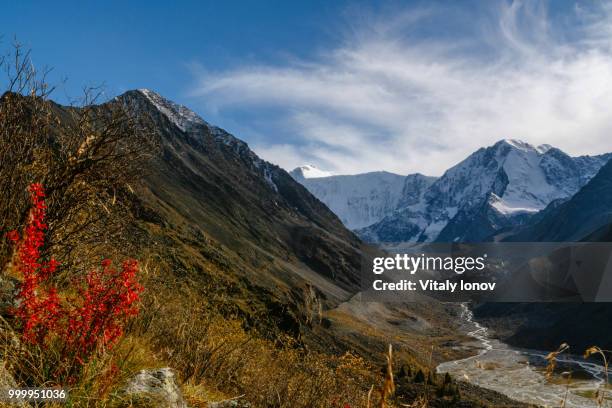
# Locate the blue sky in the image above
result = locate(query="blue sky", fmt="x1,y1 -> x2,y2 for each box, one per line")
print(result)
1,1 -> 346,100
2,1 -> 612,175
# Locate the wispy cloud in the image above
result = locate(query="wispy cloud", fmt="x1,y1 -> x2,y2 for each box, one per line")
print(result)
190,1 -> 612,176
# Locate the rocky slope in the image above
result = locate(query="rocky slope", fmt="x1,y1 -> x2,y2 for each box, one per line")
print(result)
122,89 -> 363,310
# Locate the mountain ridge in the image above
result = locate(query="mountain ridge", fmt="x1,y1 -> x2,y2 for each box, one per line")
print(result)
290,139 -> 611,243
118,89 -> 366,308
356,139 -> 611,243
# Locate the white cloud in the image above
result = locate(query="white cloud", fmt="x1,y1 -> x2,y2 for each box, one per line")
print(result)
190,1 -> 612,176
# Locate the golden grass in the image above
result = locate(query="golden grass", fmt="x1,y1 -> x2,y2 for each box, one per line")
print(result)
132,282 -> 377,408
365,344 -> 398,408
584,346 -> 610,407
545,342 -> 569,380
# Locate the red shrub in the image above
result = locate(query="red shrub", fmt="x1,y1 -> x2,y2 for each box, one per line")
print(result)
7,183 -> 61,344
65,258 -> 142,362
6,183 -> 142,365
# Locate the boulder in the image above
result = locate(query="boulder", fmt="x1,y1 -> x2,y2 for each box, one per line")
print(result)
207,396 -> 250,408
125,368 -> 187,408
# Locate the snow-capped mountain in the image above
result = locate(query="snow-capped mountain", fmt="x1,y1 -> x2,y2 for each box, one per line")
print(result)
290,170 -> 435,229
290,165 -> 333,180
359,139 -> 611,243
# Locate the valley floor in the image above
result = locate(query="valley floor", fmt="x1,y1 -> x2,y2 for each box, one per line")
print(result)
437,304 -> 611,408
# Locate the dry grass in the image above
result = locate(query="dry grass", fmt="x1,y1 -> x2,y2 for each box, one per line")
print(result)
399,395 -> 428,408
0,231 -> 411,408
546,343 -> 612,408
132,280 -> 377,408
584,346 -> 610,408
365,344 -> 399,408
545,342 -> 569,380
0,312 -> 164,407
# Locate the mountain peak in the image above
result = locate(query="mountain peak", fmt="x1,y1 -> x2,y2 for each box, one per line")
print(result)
496,139 -> 553,154
136,89 -> 207,132
290,165 -> 332,180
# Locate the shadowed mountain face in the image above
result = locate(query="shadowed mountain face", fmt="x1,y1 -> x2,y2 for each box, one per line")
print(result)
123,89 -> 363,286
115,90 -> 366,335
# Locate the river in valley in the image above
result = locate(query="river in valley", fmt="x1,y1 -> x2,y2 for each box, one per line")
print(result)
436,303 -> 611,407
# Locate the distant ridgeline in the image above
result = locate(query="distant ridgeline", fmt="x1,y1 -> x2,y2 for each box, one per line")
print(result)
291,140 -> 612,244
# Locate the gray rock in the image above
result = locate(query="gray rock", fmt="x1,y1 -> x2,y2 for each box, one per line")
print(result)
207,397 -> 250,408
0,363 -> 26,407
125,368 -> 187,408
0,274 -> 19,316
